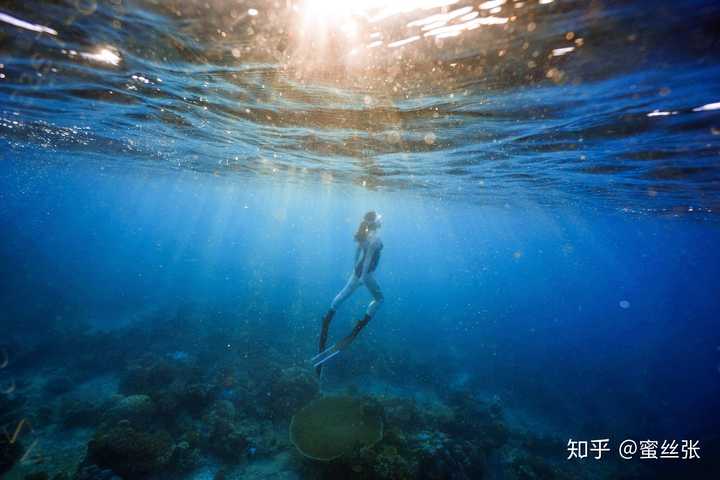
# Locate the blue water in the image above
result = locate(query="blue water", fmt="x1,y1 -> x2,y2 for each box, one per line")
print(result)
2,1 -> 720,479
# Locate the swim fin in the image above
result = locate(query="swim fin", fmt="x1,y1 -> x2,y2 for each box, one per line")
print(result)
311,343 -> 341,368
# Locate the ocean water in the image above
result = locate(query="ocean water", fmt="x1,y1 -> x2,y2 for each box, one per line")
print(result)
1,1 -> 720,479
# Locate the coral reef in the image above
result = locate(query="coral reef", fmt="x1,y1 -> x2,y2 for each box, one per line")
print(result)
43,376 -> 75,395
444,392 -> 509,451
203,400 -> 250,461
1,434 -> 23,476
509,453 -> 572,480
290,395 -> 384,461
170,440 -> 202,472
2,312 -> 631,480
23,472 -> 50,480
294,391 -> 505,480
57,397 -> 103,428
267,366 -> 319,419
371,445 -> 415,479
102,394 -> 156,424
120,356 -> 185,396
87,420 -> 175,477
74,463 -> 122,480
119,354 -> 212,419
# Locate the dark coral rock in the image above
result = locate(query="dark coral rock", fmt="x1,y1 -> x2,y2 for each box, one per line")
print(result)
87,422 -> 174,477
1,392 -> 28,425
75,463 -> 122,480
102,395 -> 156,425
120,357 -> 178,395
58,398 -> 102,428
176,382 -> 213,414
24,472 -> 50,480
373,446 -> 415,479
267,367 -> 319,420
522,432 -> 566,457
34,405 -> 54,424
338,443 -> 417,480
480,418 -> 509,450
382,397 -> 422,431
1,434 -> 23,475
151,390 -> 180,415
152,381 -> 212,419
119,355 -> 207,419
236,417 -> 281,455
203,400 -> 249,461
444,393 -> 508,450
212,427 -> 248,461
170,441 -> 201,472
510,454 -> 572,480
44,376 -> 74,395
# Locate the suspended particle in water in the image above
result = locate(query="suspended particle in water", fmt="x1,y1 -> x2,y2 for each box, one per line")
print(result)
387,130 -> 401,144
424,132 -> 436,145
619,300 -> 631,309
546,68 -> 564,83
2,378 -> 16,394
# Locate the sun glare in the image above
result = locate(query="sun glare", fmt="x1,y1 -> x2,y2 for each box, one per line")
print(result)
80,47 -> 121,66
299,0 -> 461,25
289,0 -> 516,72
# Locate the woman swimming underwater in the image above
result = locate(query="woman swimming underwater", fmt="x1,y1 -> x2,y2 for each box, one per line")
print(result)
312,211 -> 384,375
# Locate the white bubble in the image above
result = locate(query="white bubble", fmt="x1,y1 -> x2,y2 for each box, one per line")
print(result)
619,300 -> 630,309
387,130 -> 401,144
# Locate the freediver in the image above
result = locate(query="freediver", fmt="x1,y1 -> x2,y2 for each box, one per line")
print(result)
312,211 -> 384,375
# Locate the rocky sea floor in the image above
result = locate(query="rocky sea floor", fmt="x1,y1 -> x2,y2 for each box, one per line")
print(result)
1,310 -> 651,480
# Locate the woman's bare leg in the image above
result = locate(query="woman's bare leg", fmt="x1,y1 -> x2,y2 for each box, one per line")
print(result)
337,275 -> 384,350
317,275 -> 360,375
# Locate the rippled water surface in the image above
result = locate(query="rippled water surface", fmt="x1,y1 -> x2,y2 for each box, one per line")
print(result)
1,0 -> 719,213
